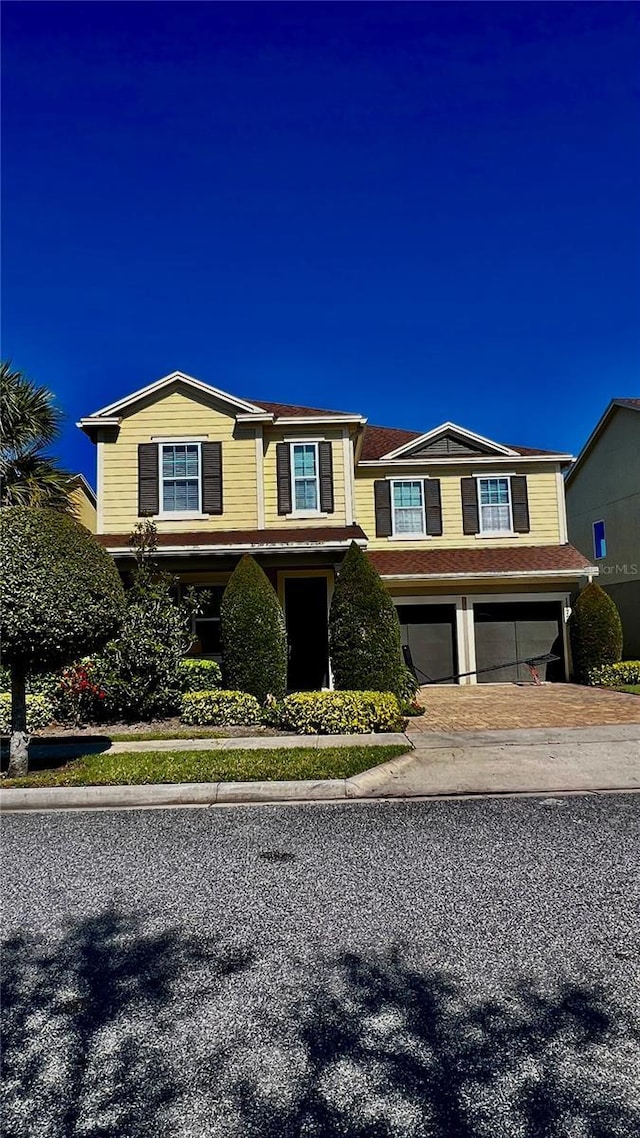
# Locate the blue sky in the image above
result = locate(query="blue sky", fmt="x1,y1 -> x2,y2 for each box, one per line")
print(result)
3,2 -> 639,484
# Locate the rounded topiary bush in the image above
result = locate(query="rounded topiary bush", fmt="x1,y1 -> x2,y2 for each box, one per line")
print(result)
220,555 -> 287,702
329,541 -> 406,697
179,657 -> 223,692
569,581 -> 623,682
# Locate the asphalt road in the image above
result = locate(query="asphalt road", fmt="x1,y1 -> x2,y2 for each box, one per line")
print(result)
2,795 -> 639,1138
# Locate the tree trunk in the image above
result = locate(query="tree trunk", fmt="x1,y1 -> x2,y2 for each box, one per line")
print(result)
8,664 -> 30,778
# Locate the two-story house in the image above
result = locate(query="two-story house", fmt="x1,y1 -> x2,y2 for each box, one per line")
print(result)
79,371 -> 595,688
566,398 -> 640,656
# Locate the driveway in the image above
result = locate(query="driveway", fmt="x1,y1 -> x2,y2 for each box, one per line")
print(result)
410,682 -> 640,733
2,797 -> 639,1137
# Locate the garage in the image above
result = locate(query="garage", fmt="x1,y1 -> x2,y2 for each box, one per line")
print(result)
397,604 -> 458,684
473,601 -> 564,683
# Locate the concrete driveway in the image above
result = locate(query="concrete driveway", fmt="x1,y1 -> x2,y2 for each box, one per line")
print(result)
410,683 -> 640,733
2,797 -> 639,1137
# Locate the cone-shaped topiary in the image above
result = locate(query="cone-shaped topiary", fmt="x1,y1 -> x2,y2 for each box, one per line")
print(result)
569,581 -> 623,682
220,554 -> 287,701
329,541 -> 406,696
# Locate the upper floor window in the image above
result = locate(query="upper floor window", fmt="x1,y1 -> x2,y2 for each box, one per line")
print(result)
392,480 -> 425,535
592,519 -> 607,559
477,477 -> 512,534
161,443 -> 201,513
292,444 -> 319,512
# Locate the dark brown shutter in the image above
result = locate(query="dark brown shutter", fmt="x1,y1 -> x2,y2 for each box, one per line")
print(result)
138,443 -> 159,516
318,442 -> 334,513
374,480 -> 392,537
276,443 -> 292,515
424,478 -> 443,536
201,442 -> 223,515
511,475 -> 530,533
461,477 -> 479,535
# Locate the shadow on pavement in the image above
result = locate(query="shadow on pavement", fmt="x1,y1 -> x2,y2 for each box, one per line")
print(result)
2,910 -> 638,1136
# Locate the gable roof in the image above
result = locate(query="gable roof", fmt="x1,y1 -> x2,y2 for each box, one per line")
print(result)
359,424 -> 570,462
82,371 -> 263,420
565,397 -> 640,486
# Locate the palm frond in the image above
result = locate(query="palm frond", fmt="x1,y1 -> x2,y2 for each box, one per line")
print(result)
0,360 -> 64,452
1,450 -> 73,511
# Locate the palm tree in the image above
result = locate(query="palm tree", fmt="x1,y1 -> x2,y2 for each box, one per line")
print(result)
0,361 -> 72,509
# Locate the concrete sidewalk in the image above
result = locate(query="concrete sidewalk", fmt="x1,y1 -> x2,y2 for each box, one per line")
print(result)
2,723 -> 639,812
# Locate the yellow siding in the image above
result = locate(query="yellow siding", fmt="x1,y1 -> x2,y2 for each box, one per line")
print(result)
354,465 -> 561,549
100,385 -> 258,533
263,427 -> 347,528
70,485 -> 97,532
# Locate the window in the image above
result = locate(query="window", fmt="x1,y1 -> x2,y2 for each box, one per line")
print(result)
191,585 -> 225,657
161,444 -> 201,513
478,477 -> 512,533
292,444 -> 319,512
593,519 -> 607,560
392,480 -> 425,535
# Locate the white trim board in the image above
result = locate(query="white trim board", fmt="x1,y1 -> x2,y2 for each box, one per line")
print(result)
380,422 -> 519,461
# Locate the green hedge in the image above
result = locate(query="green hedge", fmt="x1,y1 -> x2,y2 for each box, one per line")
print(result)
180,690 -> 262,726
179,658 -> 222,692
278,691 -> 405,734
569,582 -> 623,681
220,555 -> 287,701
587,661 -> 640,687
0,693 -> 54,734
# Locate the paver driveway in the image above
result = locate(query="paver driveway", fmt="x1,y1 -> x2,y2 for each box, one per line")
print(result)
410,682 -> 640,733
2,797 -> 640,1137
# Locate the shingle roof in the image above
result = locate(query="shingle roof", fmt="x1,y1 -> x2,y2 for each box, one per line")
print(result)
359,425 -> 568,461
367,544 -> 593,578
613,398 -> 640,410
97,526 -> 367,550
250,399 -> 359,418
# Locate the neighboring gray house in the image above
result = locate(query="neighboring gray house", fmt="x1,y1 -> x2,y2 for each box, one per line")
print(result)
565,399 -> 640,656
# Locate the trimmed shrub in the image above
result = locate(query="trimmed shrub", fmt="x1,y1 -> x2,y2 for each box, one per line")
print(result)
179,657 -> 222,692
587,661 -> 640,687
569,582 -> 623,682
329,542 -> 407,697
180,690 -> 262,727
220,555 -> 287,702
0,693 -> 54,734
278,691 -> 404,734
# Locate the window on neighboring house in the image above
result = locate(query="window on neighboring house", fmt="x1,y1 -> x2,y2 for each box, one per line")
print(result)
190,584 -> 225,657
292,443 -> 319,512
593,519 -> 607,560
161,444 -> 201,513
477,477 -> 512,533
392,480 -> 425,535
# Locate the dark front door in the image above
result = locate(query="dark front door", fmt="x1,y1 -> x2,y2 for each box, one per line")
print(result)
474,602 -> 564,682
398,604 -> 457,684
284,577 -> 329,691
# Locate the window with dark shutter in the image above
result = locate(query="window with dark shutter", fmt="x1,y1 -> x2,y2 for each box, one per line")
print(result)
318,442 -> 334,513
424,478 -> 443,536
461,478 -> 480,535
276,443 -> 292,515
374,480 -> 392,537
201,442 -> 223,515
138,443 -> 159,516
511,475 -> 530,533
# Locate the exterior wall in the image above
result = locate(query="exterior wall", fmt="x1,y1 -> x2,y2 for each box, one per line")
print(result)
566,406 -> 640,656
99,385 -> 258,534
262,426 -> 348,528
566,407 -> 639,587
354,464 -> 562,550
70,484 -> 97,531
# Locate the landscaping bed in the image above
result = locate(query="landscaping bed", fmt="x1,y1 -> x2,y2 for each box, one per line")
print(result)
1,744 -> 408,789
19,718 -> 296,741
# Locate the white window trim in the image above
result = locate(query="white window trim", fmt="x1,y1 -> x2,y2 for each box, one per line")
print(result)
475,474 -> 515,537
390,478 -> 427,538
290,441 -> 322,516
592,519 -> 607,560
157,441 -> 205,519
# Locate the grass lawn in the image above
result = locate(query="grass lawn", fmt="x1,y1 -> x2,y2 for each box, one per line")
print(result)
612,684 -> 640,695
2,745 -> 408,789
